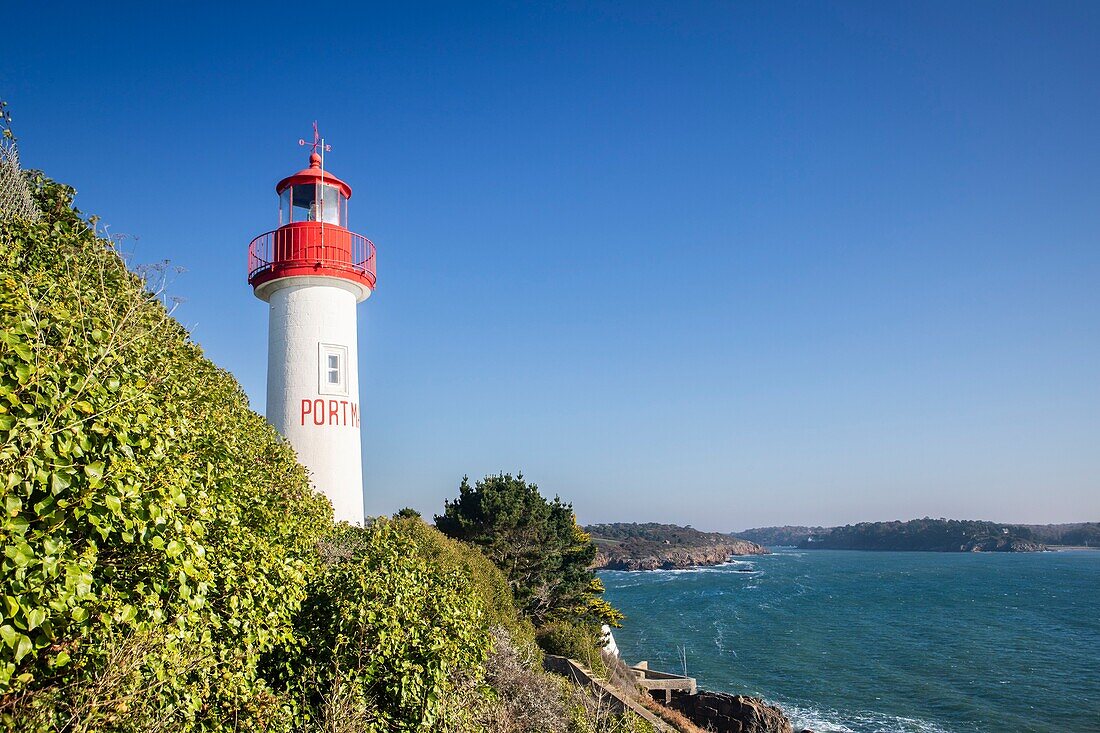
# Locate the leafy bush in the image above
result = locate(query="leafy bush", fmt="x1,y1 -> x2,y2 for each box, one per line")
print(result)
535,620 -> 608,675
393,516 -> 535,647
0,173 -> 328,729
265,520 -> 493,731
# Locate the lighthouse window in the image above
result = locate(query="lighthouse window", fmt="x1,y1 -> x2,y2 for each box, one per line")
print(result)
318,343 -> 348,395
291,185 -> 315,223
318,184 -> 343,226
287,184 -> 347,226
327,354 -> 340,383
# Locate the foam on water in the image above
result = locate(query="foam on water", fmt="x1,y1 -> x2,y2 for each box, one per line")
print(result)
781,702 -> 952,733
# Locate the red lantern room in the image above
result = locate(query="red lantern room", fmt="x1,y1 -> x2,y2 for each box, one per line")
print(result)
247,141 -> 376,302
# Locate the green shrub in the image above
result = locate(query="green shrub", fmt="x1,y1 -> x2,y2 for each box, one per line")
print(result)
393,515 -> 535,647
266,520 -> 493,731
0,174 -> 331,730
535,620 -> 607,674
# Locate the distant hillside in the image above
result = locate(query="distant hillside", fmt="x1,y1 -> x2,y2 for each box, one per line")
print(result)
1015,522 -> 1100,547
800,519 -> 1043,552
586,522 -> 767,571
735,526 -> 823,547
740,519 -> 1100,552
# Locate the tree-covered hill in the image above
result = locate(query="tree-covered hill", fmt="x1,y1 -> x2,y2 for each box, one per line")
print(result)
1015,522 -> 1100,547
734,526 -> 824,547
798,519 -> 1044,552
740,519 -> 1100,552
585,522 -> 767,571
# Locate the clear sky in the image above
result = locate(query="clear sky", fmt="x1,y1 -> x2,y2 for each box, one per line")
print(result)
4,2 -> 1098,530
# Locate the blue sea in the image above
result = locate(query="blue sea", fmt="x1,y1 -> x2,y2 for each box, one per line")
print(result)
599,549 -> 1100,733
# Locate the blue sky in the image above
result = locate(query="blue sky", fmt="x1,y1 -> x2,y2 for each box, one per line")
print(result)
4,1 -> 1098,529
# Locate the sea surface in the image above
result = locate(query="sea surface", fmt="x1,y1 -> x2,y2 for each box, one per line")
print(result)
599,549 -> 1100,733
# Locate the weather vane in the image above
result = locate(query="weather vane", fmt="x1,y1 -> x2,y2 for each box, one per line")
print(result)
298,121 -> 332,155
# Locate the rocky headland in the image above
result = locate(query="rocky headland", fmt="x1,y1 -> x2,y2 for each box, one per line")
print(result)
586,522 -> 768,571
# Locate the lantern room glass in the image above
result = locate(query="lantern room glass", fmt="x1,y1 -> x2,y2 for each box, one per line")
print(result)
291,185 -> 313,223
318,184 -> 342,226
284,184 -> 347,226
279,188 -> 291,226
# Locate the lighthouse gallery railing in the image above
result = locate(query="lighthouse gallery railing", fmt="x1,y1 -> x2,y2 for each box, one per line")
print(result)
247,227 -> 376,288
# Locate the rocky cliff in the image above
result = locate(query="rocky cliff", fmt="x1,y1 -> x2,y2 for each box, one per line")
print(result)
668,691 -> 793,733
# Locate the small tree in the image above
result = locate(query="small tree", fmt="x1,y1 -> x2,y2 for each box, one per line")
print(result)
435,474 -> 621,629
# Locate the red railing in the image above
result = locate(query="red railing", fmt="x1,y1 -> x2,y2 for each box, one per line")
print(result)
248,225 -> 376,289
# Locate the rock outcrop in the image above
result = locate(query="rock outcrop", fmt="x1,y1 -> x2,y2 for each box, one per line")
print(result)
594,539 -> 767,571
668,691 -> 793,733
587,523 -> 768,571
964,537 -> 1045,552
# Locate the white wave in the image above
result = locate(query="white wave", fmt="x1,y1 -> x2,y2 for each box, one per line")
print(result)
636,562 -> 751,576
781,702 -> 953,733
600,559 -> 768,580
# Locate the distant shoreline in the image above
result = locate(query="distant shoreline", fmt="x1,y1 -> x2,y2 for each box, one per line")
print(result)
737,519 -> 1100,553
763,545 -> 1096,553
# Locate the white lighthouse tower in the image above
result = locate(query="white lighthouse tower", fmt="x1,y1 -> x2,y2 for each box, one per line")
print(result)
247,128 -> 376,524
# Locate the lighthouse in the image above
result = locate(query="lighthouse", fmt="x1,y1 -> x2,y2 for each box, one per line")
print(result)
247,129 -> 375,524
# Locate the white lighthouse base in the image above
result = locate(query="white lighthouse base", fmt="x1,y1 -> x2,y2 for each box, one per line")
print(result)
263,277 -> 366,524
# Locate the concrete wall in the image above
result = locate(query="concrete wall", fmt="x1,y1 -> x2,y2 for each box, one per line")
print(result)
543,655 -> 674,732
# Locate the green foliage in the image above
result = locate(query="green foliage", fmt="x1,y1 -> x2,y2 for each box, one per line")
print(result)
535,620 -> 607,674
265,520 -> 492,731
0,173 -> 331,729
392,516 -> 534,646
587,522 -> 733,547
435,474 -> 622,630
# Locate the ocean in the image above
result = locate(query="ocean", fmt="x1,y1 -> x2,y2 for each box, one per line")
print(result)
598,548 -> 1100,733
